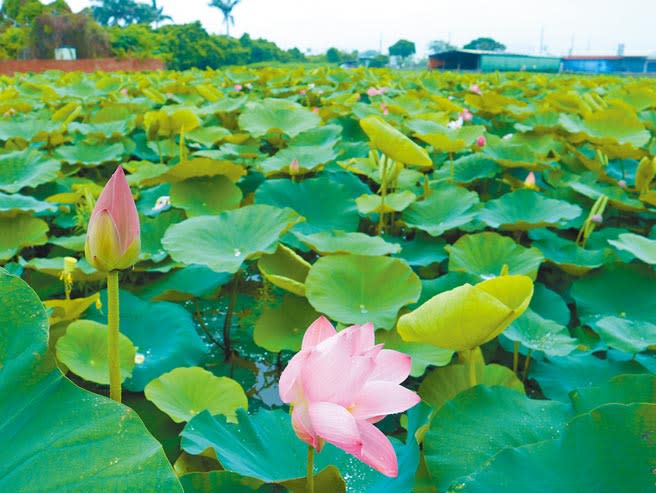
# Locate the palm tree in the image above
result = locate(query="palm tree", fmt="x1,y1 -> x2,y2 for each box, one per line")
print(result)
208,0 -> 241,36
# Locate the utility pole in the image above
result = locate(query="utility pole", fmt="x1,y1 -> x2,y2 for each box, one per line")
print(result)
539,26 -> 544,55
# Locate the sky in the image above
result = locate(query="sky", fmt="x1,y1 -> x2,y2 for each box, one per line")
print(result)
65,0 -> 656,58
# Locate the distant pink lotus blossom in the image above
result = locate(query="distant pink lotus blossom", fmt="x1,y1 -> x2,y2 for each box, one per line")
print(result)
469,84 -> 482,95
300,89 -> 307,95
618,179 -> 627,188
234,84 -> 243,91
476,135 -> 486,147
590,214 -> 603,224
448,117 -> 464,130
85,166 -> 140,272
380,102 -> 389,115
312,107 -> 320,114
279,317 -> 420,477
461,109 -> 473,121
367,87 -> 381,97
289,158 -> 300,175
120,88 -> 128,96
524,171 -> 537,189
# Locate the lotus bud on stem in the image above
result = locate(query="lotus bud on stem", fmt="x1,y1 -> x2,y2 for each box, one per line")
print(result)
576,194 -> 608,248
85,166 -> 141,403
60,256 -> 77,300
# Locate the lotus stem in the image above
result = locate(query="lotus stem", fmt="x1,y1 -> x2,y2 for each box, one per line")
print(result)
376,155 -> 389,235
523,349 -> 533,382
513,341 -> 520,373
223,274 -> 240,361
307,445 -> 315,493
107,270 -> 121,402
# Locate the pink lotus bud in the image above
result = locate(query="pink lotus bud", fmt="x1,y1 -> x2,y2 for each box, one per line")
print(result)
618,179 -> 627,188
476,135 -> 486,147
85,166 -> 141,272
120,88 -> 128,96
461,109 -> 473,121
524,171 -> 537,189
279,317 -> 420,477
234,84 -> 242,91
469,84 -> 482,95
289,158 -> 300,175
299,89 -> 307,95
312,107 -> 319,114
367,87 -> 380,97
590,214 -> 603,224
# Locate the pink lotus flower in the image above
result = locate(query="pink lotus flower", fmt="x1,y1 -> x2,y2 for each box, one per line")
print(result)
279,317 -> 420,477
312,107 -> 320,114
476,135 -> 486,147
289,158 -> 300,175
524,171 -> 537,189
590,213 -> 603,224
120,88 -> 128,96
367,87 -> 381,97
300,89 -> 307,95
85,166 -> 140,272
469,84 -> 482,95
618,179 -> 627,188
234,84 -> 243,91
380,102 -> 389,115
461,109 -> 473,121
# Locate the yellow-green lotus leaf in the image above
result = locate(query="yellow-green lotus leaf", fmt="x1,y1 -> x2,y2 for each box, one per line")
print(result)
360,115 -> 432,168
397,275 -> 534,351
257,244 -> 310,296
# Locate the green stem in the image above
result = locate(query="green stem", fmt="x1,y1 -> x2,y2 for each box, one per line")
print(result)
513,341 -> 520,373
376,156 -> 388,236
523,349 -> 533,382
307,445 -> 315,493
223,274 -> 240,361
467,356 -> 477,387
449,152 -> 454,183
107,270 -> 121,403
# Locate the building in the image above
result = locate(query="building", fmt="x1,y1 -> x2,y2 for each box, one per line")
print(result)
428,49 -> 561,73
561,56 -> 655,74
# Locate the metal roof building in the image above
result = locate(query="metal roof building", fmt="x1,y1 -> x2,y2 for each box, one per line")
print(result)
561,56 -> 656,74
428,49 -> 561,73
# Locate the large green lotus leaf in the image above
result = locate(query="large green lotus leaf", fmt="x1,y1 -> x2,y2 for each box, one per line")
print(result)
185,126 -> 231,147
0,269 -> 182,492
0,149 -> 61,193
397,276 -> 534,351
528,228 -> 611,275
54,142 -> 126,166
414,125 -> 485,153
55,319 -> 136,385
376,329 -> 453,378
87,289 -> 207,391
530,351 -> 647,401
483,140 -> 545,169
446,232 -> 544,281
143,158 -> 246,186
291,124 -> 341,147
581,108 -> 651,147
504,309 -> 577,357
424,386 -> 572,492
0,191 -> 56,217
139,265 -> 231,301
402,185 -> 480,237
479,189 -> 582,230
257,244 -> 310,296
255,177 -> 361,234
68,119 -> 135,138
22,256 -> 103,282
418,364 -> 524,413
390,233 -> 447,267
253,294 -> 321,352
565,171 -> 645,212
0,119 -> 61,141
0,215 -> 49,260
182,408 -> 417,493
607,233 -> 656,264
356,191 -> 417,214
594,316 -> 656,353
48,234 -> 85,251
360,115 -> 432,167
144,367 -> 247,423
139,209 -> 186,264
305,254 -> 421,329
431,154 -> 500,183
529,283 -> 570,326
570,264 -> 656,326
162,205 -> 302,274
238,98 -> 320,137
457,403 -> 656,493
260,143 -> 336,175
170,175 -> 242,217
294,230 -> 401,256
570,374 -> 656,414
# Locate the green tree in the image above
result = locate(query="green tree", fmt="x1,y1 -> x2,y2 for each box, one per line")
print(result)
428,39 -> 455,54
463,37 -> 506,51
389,39 -> 415,61
90,0 -> 166,26
326,47 -> 341,64
208,0 -> 241,36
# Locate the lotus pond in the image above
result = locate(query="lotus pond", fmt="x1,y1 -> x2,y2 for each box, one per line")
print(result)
1,66 -> 655,492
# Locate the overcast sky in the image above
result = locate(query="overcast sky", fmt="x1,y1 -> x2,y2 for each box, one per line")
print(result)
65,0 -> 656,57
